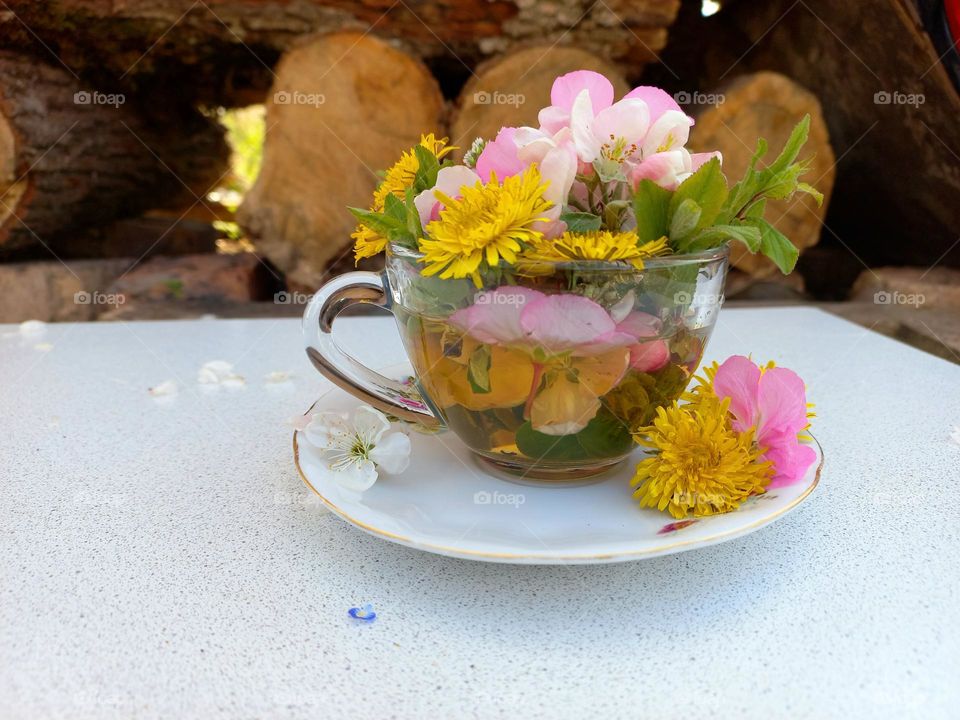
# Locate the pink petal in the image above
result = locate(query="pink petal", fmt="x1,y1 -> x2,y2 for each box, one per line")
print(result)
763,435 -> 817,488
520,294 -> 616,354
591,98 -> 651,156
414,165 -> 481,227
574,330 -> 638,357
757,366 -> 809,439
537,105 -> 570,135
641,110 -> 694,157
628,340 -> 670,372
629,150 -> 687,191
449,287 -> 546,346
689,150 -> 722,172
570,89 -> 600,163
623,85 -> 684,123
537,143 -> 578,219
616,311 -> 662,339
550,70 -> 615,113
712,355 -> 761,434
476,127 -> 525,182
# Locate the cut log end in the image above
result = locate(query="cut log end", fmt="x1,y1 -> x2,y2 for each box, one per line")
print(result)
238,31 -> 445,289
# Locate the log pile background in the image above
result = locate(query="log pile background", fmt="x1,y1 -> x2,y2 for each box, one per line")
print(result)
1,0 -> 959,357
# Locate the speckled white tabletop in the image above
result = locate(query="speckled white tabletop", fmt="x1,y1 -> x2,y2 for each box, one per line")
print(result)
1,307 -> 959,719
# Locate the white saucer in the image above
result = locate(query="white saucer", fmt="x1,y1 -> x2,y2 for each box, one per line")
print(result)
293,366 -> 822,564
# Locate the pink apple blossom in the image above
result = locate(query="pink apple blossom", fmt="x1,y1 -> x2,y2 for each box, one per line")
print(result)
630,150 -> 723,191
413,165 -> 481,228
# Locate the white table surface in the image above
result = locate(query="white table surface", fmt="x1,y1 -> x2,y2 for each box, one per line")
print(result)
1,307 -> 959,719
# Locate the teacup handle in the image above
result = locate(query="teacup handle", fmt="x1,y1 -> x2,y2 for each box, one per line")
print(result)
302,271 -> 442,429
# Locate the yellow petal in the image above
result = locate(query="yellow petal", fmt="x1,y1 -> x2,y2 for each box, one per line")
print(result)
529,371 -> 601,436
454,346 -> 535,410
573,349 -> 630,396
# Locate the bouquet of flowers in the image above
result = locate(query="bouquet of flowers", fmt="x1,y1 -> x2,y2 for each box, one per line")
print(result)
338,70 -> 820,513
351,70 -> 822,280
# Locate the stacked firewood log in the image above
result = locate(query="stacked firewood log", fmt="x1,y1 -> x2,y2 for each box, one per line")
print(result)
1,0 -> 957,295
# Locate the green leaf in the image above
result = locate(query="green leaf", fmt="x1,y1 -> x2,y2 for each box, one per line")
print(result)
348,206 -> 405,237
404,186 -> 423,237
383,192 -> 407,222
761,114 -> 810,177
720,138 -> 768,223
466,345 -> 492,394
743,198 -> 767,219
747,218 -> 800,274
602,199 -> 630,232
796,182 -> 824,206
669,157 -> 728,231
575,409 -> 633,458
668,198 -> 702,245
559,211 -> 602,233
632,180 -> 672,244
412,145 -> 440,193
718,116 -> 821,228
514,409 -> 633,462
515,422 -> 588,461
687,223 -> 762,253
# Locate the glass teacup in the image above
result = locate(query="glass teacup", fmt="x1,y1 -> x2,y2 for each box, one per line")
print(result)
303,243 -> 729,482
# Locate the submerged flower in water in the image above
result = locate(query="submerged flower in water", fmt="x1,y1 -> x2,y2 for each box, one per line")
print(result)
418,167 -> 553,285
352,133 -> 453,261
448,287 -> 668,434
303,405 -> 411,491
632,394 -> 773,519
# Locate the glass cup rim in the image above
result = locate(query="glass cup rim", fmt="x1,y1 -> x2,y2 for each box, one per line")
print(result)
387,241 -> 730,270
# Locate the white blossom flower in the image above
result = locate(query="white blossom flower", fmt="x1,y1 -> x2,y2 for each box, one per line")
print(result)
264,370 -> 293,384
19,320 -> 47,337
303,405 -> 411,491
197,360 -> 245,386
149,380 -> 178,397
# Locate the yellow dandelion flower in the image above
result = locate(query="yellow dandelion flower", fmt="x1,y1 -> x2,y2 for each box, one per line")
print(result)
631,394 -> 773,519
352,134 -> 454,262
418,166 -> 553,286
520,230 -> 668,272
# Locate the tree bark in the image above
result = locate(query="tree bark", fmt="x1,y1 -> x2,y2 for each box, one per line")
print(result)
0,52 -> 228,255
706,0 -> 960,269
0,1 -> 679,106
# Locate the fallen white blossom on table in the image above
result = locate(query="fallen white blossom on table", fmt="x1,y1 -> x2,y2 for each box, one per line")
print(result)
197,360 -> 245,386
149,380 -> 178,397
302,405 -> 411,491
19,320 -> 47,337
264,370 -> 293,384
